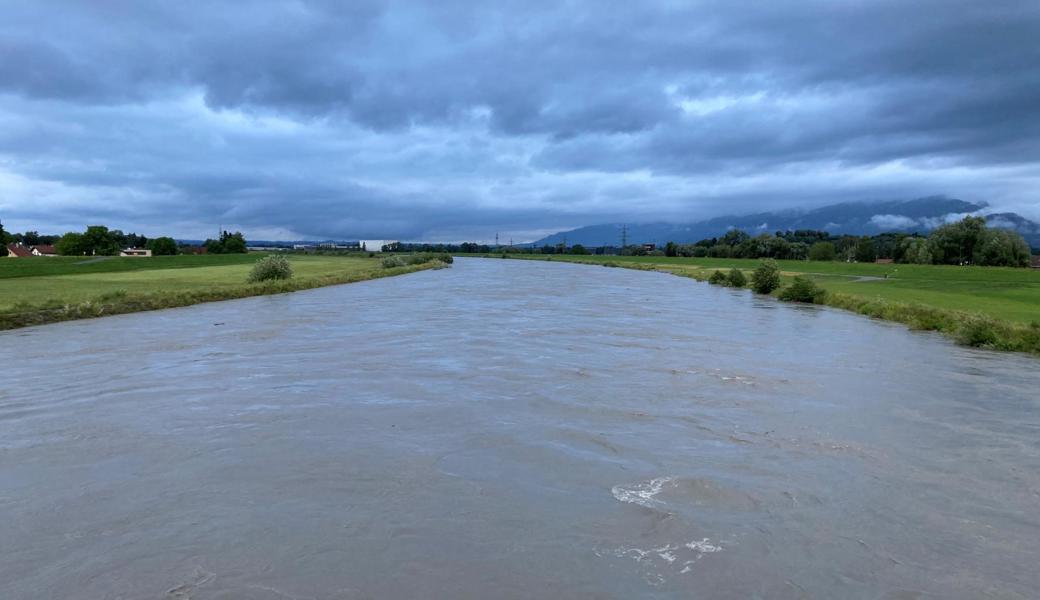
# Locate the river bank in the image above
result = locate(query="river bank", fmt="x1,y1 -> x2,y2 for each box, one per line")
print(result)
0,254 -> 447,330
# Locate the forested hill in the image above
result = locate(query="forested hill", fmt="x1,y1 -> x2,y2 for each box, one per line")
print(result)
533,198 -> 1040,248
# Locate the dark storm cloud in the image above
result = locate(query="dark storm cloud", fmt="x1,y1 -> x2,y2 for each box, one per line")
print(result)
1,0 -> 1038,240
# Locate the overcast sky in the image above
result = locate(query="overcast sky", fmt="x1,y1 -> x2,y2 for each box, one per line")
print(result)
1,1 -> 1038,242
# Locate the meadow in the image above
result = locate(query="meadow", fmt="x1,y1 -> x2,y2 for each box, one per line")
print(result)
0,253 -> 442,329
488,254 -> 1040,354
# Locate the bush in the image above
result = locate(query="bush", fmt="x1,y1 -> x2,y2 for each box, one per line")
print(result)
247,255 -> 293,282
778,275 -> 827,303
382,252 -> 453,268
808,241 -> 836,261
956,317 -> 1002,348
726,268 -> 747,287
708,270 -> 727,284
750,259 -> 781,294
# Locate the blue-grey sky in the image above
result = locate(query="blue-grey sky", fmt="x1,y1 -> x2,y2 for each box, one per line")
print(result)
1,0 -> 1039,242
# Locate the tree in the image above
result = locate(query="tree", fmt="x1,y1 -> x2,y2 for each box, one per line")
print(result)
82,225 -> 119,255
899,237 -> 933,264
56,232 -> 87,255
750,259 -> 781,294
854,237 -> 877,263
974,229 -> 1031,267
808,241 -> 836,261
928,216 -> 986,265
664,241 -> 678,257
0,219 -> 11,245
721,229 -> 750,246
570,244 -> 589,255
148,236 -> 179,256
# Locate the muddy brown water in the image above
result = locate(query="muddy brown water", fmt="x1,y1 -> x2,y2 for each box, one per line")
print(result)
2,258 -> 1038,599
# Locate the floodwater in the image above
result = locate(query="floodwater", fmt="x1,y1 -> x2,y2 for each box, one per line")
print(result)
2,258 -> 1038,599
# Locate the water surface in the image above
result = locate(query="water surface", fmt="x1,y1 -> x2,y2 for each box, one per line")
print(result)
2,258 -> 1038,598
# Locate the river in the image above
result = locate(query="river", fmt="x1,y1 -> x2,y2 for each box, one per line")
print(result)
2,257 -> 1038,598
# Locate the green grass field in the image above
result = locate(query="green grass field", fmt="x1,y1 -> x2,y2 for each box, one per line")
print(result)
0,253 -> 440,329
482,253 -> 1040,354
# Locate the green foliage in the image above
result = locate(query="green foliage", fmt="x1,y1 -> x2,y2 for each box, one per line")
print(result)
56,232 -> 87,255
382,252 -> 453,268
247,255 -> 293,283
726,268 -> 747,287
0,219 -> 10,245
708,270 -> 727,284
205,230 -> 248,254
750,259 -> 781,294
854,237 -> 877,263
899,237 -> 933,264
147,236 -> 179,256
974,228 -> 1031,267
808,241 -> 836,261
83,225 -> 120,256
779,275 -> 827,303
570,244 -> 589,255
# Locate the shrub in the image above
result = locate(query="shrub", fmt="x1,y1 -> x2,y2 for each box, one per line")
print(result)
247,255 -> 293,282
750,259 -> 781,294
726,268 -> 747,287
808,241 -> 836,261
382,252 -> 452,268
778,275 -> 827,303
708,270 -> 727,284
955,317 -> 1002,348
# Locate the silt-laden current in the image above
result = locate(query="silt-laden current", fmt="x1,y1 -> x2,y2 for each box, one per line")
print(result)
2,258 -> 1038,598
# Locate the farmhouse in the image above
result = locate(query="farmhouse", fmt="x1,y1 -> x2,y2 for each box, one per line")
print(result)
6,243 -> 32,258
31,245 -> 57,256
1031,255 -> 1040,269
120,248 -> 152,257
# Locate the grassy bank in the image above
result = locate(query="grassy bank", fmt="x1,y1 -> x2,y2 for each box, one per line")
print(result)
478,254 -> 1040,355
0,254 -> 446,330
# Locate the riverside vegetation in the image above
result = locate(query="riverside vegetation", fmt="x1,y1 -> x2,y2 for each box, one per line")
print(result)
0,252 -> 449,330
488,253 -> 1040,356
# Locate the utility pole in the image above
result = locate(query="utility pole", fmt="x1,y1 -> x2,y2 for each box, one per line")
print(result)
620,224 -> 628,249
495,232 -> 499,248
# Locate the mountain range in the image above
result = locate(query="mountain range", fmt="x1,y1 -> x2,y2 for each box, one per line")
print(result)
532,197 -> 1040,249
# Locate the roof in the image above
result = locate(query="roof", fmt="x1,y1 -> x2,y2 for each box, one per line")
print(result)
6,243 -> 32,257
32,244 -> 56,254
1031,255 -> 1040,268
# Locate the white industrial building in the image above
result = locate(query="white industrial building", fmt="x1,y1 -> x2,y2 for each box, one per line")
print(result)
359,240 -> 399,252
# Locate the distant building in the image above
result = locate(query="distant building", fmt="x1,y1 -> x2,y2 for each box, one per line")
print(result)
360,240 -> 399,252
1031,256 -> 1040,269
120,248 -> 152,257
6,243 -> 32,258
875,258 -> 894,264
31,245 -> 57,256
642,243 -> 656,252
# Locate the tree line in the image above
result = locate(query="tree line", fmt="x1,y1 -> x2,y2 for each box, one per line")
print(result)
657,216 -> 1030,267
1,221 -> 248,256
402,216 -> 1033,267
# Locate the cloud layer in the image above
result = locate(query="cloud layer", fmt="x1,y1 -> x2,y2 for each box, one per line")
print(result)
1,0 -> 1038,240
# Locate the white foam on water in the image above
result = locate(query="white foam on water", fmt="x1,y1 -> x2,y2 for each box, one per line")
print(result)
611,476 -> 675,508
686,538 -> 723,553
606,537 -> 726,585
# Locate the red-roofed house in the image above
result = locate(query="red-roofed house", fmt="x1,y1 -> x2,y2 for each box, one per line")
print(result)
6,243 -> 32,258
31,245 -> 57,256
